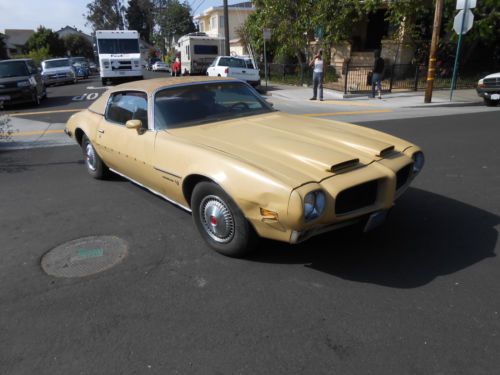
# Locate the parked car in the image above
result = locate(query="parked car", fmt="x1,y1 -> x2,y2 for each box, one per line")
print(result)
69,57 -> 90,79
41,58 -> 77,86
207,56 -> 260,87
477,73 -> 500,106
89,61 -> 98,74
0,58 -> 46,106
151,61 -> 169,72
65,77 -> 425,258
147,58 -> 161,70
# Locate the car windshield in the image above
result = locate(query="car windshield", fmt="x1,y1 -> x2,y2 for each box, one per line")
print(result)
218,57 -> 246,68
98,39 -> 140,54
44,59 -> 70,69
0,61 -> 29,78
154,82 -> 273,130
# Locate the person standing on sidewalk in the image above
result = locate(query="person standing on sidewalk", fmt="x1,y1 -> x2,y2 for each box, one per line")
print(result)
371,49 -> 385,99
309,50 -> 324,101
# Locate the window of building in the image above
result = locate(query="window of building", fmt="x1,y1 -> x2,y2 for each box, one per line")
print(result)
219,16 -> 225,29
211,15 -> 217,30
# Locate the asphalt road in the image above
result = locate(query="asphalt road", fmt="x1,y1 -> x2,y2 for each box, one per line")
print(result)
0,111 -> 499,375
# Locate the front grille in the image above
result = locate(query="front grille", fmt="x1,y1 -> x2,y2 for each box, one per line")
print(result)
335,180 -> 378,215
484,78 -> 500,88
396,163 -> 413,190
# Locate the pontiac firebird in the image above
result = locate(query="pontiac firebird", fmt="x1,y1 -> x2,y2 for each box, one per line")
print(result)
65,77 -> 424,257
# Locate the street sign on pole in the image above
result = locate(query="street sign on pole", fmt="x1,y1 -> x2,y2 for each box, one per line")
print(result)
263,28 -> 271,41
450,0 -> 474,101
456,0 -> 476,9
453,9 -> 474,34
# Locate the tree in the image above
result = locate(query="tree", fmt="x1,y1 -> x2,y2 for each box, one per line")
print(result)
85,0 -> 125,31
0,33 -> 8,59
126,0 -> 153,43
155,0 -> 196,53
26,26 -> 65,57
64,34 -> 94,58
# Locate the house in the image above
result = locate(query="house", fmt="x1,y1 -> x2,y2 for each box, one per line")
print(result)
194,1 -> 254,56
327,7 -> 414,67
4,29 -> 34,57
56,26 -> 93,43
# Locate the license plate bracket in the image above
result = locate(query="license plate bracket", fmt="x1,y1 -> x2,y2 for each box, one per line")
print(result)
490,94 -> 500,100
0,95 -> 11,101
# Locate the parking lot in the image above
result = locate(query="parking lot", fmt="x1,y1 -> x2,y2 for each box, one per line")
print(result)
1,72 -> 499,374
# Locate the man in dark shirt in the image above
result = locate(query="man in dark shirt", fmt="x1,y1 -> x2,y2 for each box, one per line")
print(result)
371,50 -> 385,99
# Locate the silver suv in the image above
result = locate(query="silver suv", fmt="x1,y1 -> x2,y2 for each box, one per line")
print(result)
41,58 -> 77,86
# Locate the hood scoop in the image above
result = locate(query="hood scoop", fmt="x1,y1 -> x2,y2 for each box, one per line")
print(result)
330,158 -> 360,173
377,145 -> 395,157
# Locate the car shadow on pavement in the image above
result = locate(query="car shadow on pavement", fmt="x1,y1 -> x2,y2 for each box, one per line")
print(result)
249,188 -> 499,288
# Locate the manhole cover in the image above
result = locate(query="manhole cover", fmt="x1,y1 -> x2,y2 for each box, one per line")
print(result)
41,236 -> 128,278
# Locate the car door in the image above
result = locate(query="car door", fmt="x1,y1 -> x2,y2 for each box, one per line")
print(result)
96,91 -> 158,187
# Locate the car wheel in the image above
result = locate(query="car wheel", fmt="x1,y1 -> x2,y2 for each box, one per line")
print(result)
191,182 -> 257,257
82,135 -> 108,179
484,97 -> 499,107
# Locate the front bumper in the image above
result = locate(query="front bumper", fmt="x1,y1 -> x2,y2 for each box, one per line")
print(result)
477,87 -> 500,98
43,75 -> 74,85
0,87 -> 35,105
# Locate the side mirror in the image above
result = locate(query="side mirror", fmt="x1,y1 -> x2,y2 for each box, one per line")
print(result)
125,119 -> 142,130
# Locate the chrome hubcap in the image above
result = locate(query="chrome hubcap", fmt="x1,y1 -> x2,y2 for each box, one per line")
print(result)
200,195 -> 235,243
85,143 -> 96,171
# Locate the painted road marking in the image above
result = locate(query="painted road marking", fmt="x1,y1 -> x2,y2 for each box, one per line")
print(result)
72,92 -> 100,101
12,129 -> 64,137
303,109 -> 393,117
7,109 -> 81,117
86,86 -> 110,90
316,100 -> 380,107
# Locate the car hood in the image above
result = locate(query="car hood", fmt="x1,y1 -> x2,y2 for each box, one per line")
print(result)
43,67 -> 72,74
483,72 -> 500,79
168,112 -> 413,187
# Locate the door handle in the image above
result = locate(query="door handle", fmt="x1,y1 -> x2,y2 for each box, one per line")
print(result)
98,129 -> 105,133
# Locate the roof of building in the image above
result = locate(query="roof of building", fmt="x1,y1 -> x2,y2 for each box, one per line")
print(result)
4,29 -> 34,46
195,2 -> 254,19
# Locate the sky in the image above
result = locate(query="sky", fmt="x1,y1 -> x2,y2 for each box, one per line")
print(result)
0,0 -> 234,34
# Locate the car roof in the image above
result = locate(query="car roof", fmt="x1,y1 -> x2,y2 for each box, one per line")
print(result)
88,77 -> 239,115
0,58 -> 32,63
43,58 -> 69,62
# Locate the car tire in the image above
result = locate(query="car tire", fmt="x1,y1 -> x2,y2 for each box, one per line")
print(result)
82,135 -> 108,179
191,182 -> 257,258
484,97 -> 499,107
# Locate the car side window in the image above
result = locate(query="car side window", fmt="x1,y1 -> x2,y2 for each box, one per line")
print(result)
105,91 -> 148,129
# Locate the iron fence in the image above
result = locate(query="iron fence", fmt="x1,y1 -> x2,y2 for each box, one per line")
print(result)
259,61 -> 496,94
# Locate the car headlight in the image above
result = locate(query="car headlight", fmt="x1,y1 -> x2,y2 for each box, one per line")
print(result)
304,190 -> 326,222
412,151 -> 425,174
17,80 -> 31,87
478,78 -> 485,88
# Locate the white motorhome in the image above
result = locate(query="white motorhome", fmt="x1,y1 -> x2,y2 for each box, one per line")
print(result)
177,33 -> 225,75
96,30 -> 143,85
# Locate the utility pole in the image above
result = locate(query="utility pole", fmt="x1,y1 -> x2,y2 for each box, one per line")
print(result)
223,0 -> 230,55
424,0 -> 444,103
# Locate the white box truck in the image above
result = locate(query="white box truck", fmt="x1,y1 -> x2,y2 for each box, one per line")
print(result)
96,30 -> 143,85
177,32 -> 225,75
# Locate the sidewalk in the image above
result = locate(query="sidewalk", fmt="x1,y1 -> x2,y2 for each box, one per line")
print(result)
263,81 -> 482,109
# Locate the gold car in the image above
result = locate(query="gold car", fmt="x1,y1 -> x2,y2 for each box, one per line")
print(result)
65,77 -> 424,257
